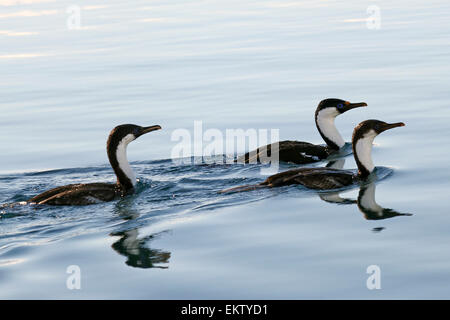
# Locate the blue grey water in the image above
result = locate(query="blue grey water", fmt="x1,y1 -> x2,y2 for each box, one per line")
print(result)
1,0 -> 450,299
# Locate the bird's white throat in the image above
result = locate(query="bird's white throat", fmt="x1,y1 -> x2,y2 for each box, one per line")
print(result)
116,133 -> 137,186
355,129 -> 377,174
316,108 -> 345,148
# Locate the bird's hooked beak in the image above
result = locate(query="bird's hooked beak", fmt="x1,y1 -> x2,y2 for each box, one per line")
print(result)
139,125 -> 162,137
343,101 -> 368,112
379,122 -> 405,133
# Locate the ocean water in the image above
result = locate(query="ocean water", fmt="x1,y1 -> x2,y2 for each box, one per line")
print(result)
1,0 -> 450,299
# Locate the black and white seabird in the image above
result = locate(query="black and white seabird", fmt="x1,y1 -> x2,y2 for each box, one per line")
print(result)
28,124 -> 162,206
236,99 -> 367,164
221,119 -> 405,192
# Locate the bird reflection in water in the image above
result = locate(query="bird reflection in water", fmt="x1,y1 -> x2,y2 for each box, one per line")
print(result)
318,159 -> 412,228
356,182 -> 412,221
110,202 -> 171,269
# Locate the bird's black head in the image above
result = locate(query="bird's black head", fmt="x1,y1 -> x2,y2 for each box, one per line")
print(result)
352,119 -> 405,143
108,124 -> 162,145
352,119 -> 405,178
316,98 -> 368,115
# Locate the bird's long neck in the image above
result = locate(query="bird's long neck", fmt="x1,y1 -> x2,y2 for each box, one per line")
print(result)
107,134 -> 136,192
352,131 -> 376,178
315,108 -> 345,150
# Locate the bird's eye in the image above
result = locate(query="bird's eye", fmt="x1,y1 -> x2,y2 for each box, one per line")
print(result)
133,128 -> 140,135
374,124 -> 380,130
337,103 -> 344,109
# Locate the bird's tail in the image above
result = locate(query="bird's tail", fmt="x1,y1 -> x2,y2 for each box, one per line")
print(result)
218,184 -> 266,194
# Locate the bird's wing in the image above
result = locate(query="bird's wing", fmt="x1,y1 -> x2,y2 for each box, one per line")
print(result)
280,141 -> 329,158
28,184 -> 85,204
288,171 -> 354,190
265,168 -> 354,190
32,183 -> 119,205
236,141 -> 329,164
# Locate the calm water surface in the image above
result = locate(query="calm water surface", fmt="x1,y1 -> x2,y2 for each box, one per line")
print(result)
1,0 -> 450,299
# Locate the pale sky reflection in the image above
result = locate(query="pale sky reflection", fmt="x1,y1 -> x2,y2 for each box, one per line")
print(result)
0,9 -> 58,18
0,30 -> 38,36
0,0 -> 55,6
